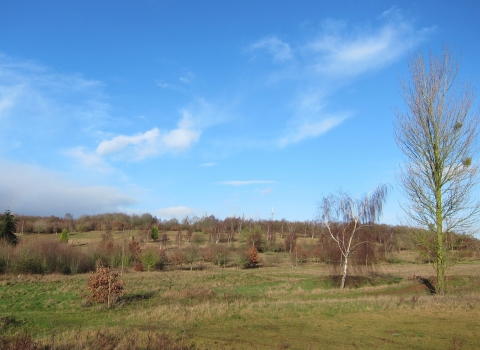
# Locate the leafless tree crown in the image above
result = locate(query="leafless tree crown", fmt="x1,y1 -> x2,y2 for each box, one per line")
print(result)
394,47 -> 480,234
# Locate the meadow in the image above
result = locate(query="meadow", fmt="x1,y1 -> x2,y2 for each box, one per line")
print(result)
1,230 -> 479,349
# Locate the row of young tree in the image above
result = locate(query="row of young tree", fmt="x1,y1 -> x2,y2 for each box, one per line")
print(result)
2,207 -> 477,272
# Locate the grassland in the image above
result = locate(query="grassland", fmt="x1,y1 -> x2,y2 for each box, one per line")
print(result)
1,231 -> 479,349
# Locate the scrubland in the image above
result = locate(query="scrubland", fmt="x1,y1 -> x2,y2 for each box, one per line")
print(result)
1,230 -> 479,349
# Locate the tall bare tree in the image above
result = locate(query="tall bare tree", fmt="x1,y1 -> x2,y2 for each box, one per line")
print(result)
395,47 -> 480,294
317,185 -> 388,289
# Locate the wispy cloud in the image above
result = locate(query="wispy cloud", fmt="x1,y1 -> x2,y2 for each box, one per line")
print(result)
246,8 -> 433,148
156,206 -> 197,219
200,162 -> 216,167
279,114 -> 349,147
0,53 -> 112,152
0,159 -> 136,216
179,71 -> 195,84
260,187 -> 272,195
63,147 -> 114,174
278,91 -> 351,146
155,79 -> 183,91
306,11 -> 434,78
249,36 -> 293,62
219,180 -> 276,186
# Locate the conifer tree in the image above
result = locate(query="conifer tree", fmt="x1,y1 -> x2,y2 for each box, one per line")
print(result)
0,210 -> 18,246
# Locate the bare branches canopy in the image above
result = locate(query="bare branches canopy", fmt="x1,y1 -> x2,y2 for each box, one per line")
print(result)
317,185 -> 388,289
394,46 -> 480,294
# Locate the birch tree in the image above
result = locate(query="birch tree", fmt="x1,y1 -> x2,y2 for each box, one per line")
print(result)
317,185 -> 388,289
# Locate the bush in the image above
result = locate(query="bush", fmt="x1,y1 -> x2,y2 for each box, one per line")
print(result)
151,226 -> 159,241
140,247 -> 166,271
9,236 -> 92,274
169,249 -> 186,267
236,254 -> 249,269
247,246 -> 261,267
86,259 -> 124,308
204,245 -> 229,267
59,229 -> 68,243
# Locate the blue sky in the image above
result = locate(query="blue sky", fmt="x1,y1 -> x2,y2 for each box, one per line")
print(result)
1,1 -> 479,225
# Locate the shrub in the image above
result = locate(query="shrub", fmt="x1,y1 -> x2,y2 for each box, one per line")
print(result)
10,237 -> 92,274
169,249 -> 186,267
140,247 -> 165,271
151,226 -> 159,241
247,246 -> 261,268
204,245 -> 229,267
59,229 -> 68,243
235,251 -> 249,269
95,234 -> 122,268
86,259 -> 124,308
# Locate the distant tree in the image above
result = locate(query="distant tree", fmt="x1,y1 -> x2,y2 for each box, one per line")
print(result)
59,229 -> 68,243
34,219 -> 47,234
64,213 -> 74,231
317,185 -> 388,289
151,225 -> 159,241
0,210 -> 18,246
176,229 -> 183,248
184,245 -> 199,270
284,232 -> 297,254
247,232 -> 262,251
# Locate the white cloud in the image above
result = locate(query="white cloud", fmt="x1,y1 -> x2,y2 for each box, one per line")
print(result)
0,54 -> 112,153
307,13 -> 434,78
278,90 -> 350,146
96,128 -> 161,157
279,115 -> 349,147
260,187 -> 272,195
200,162 -> 216,167
219,180 -> 276,186
0,159 -> 137,216
0,88 -> 17,118
156,206 -> 197,219
179,71 -> 195,84
246,9 -> 433,148
67,111 -> 202,166
155,79 -> 182,91
63,147 -> 114,174
250,36 -> 293,62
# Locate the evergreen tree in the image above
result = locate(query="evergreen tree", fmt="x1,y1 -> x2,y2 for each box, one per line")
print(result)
151,225 -> 159,241
0,210 -> 18,246
60,229 -> 69,243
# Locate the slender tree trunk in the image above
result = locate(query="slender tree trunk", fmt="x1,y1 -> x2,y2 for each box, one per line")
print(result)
340,255 -> 348,289
437,194 -> 446,294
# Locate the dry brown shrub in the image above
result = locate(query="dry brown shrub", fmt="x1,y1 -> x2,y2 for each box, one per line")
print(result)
291,245 -> 310,264
169,249 -> 186,266
247,246 -> 261,267
0,333 -> 39,350
203,246 -> 213,262
134,261 -> 144,272
128,239 -> 142,256
86,259 -> 124,308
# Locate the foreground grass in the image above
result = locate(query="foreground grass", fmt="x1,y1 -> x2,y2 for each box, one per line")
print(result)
1,262 -> 479,349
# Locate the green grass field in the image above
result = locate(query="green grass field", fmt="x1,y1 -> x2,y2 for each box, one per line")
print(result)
1,232 -> 479,349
